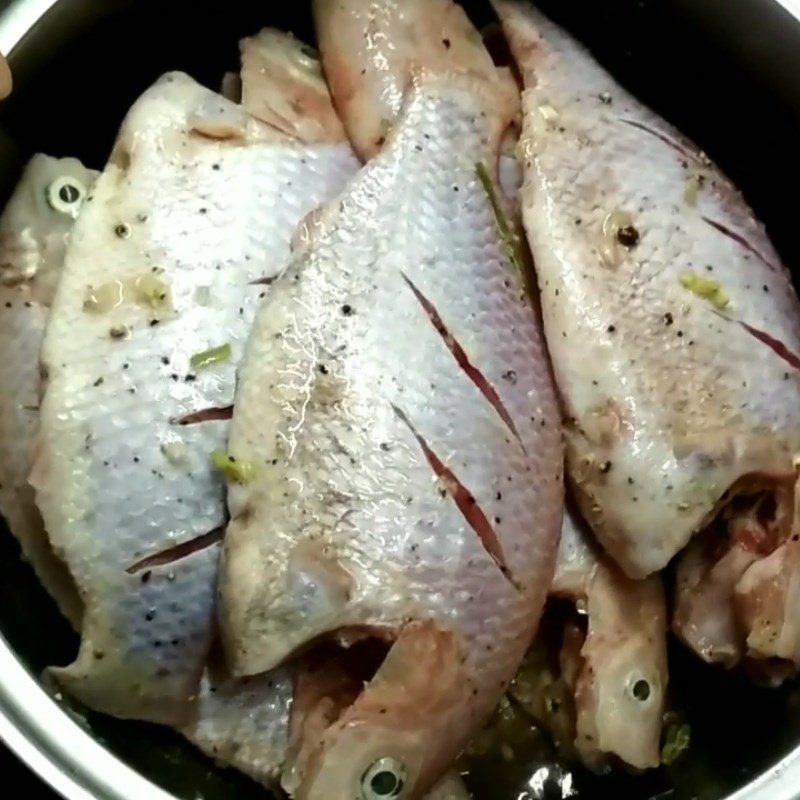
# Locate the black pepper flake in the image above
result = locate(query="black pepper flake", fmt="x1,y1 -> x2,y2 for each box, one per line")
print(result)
141,571 -> 152,586
212,164 -> 220,171
664,312 -> 674,325
318,363 -> 329,375
380,442 -> 391,451
677,330 -> 684,338
161,356 -> 169,365
443,37 -> 451,48
763,285 -> 770,293
496,491 -> 502,501
184,374 -> 197,382
502,370 -> 518,384
4,302 -> 10,308
616,225 -> 640,248
144,611 -> 155,622
607,324 -> 616,333
149,319 -> 160,327
133,456 -> 140,463
93,377 -> 104,387
599,460 -> 612,474
114,223 -> 131,239
341,304 -> 354,316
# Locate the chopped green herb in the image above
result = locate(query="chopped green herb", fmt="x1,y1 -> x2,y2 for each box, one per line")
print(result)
211,450 -> 256,484
133,272 -> 172,312
662,722 -> 691,765
190,343 -> 232,371
475,162 -> 528,289
680,272 -> 730,310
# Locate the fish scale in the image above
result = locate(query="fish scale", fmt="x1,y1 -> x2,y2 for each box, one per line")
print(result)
32,70 -> 359,725
221,56 -> 563,797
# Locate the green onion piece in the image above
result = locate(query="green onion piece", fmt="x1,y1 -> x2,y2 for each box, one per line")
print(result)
680,272 -> 730,310
662,722 -> 691,765
475,162 -> 528,286
190,343 -> 232,371
211,450 -> 256,484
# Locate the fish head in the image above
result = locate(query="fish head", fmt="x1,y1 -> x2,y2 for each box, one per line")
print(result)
0,154 -> 95,302
575,566 -> 667,770
284,622 -> 469,800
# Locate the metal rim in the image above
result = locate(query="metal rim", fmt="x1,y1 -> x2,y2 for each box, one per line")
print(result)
0,0 -> 798,798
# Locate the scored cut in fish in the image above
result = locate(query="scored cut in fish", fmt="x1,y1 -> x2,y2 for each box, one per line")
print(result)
32,60 -> 359,725
219,0 -> 564,797
0,154 -> 97,628
494,1 -> 800,677
550,506 -> 667,771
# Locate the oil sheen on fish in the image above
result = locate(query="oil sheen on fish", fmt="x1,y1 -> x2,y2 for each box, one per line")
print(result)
0,154 -> 96,627
220,2 -> 564,797
550,506 -> 667,770
32,66 -> 358,725
495,0 -> 800,599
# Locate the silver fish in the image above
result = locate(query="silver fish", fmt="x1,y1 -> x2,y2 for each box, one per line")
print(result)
494,1 -> 800,676
32,60 -> 358,725
0,154 -> 97,627
219,1 -> 564,797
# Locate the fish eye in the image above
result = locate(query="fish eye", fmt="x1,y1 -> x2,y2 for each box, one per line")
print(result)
45,176 -> 87,217
361,757 -> 407,799
627,674 -> 653,703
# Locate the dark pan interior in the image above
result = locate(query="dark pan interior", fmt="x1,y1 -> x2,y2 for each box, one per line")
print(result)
1,0 -> 800,798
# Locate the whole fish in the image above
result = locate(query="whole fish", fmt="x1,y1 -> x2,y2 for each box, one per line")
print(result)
219,1 -> 564,797
32,50 -> 359,725
494,1 -> 800,673
550,507 -> 667,770
0,154 -> 97,627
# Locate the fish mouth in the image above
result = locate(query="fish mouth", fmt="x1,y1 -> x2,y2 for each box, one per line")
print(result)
673,472 -> 800,680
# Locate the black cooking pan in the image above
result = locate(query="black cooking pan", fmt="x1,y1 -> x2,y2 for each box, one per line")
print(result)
1,1 -> 800,798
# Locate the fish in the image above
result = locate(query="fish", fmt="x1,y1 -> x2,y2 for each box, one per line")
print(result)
32,44 -> 359,725
218,0 -> 564,797
494,1 -> 800,674
0,154 -> 97,628
549,506 -> 667,770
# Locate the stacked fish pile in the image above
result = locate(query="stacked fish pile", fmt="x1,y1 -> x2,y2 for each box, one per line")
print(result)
0,1 -> 798,798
